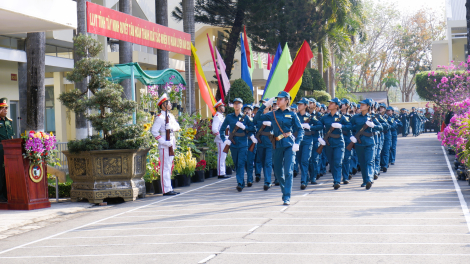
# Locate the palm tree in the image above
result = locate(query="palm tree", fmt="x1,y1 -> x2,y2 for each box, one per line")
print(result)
183,0 -> 196,114
156,0 -> 169,71
119,0 -> 132,100
26,32 -> 46,131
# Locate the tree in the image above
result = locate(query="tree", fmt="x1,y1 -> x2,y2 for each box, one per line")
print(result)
59,35 -> 147,152
119,0 -> 133,100
299,68 -> 313,92
182,0 -> 196,114
156,0 -> 169,72
223,79 -> 254,114
309,68 -> 327,91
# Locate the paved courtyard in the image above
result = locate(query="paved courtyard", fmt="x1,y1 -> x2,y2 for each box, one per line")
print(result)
0,133 -> 469,263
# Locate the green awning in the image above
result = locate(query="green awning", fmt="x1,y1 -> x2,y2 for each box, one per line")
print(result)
108,62 -> 186,86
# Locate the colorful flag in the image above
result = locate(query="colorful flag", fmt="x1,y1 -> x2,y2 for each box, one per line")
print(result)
267,53 -> 271,70
258,53 -> 263,69
216,47 -> 230,95
207,34 -> 225,101
191,43 -> 216,115
243,26 -> 251,68
283,40 -> 313,102
262,43 -> 291,99
262,44 -> 282,99
249,42 -> 254,78
240,33 -> 253,93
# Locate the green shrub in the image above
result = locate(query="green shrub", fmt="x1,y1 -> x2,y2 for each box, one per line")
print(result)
299,68 -> 313,92
224,79 -> 254,114
309,68 -> 326,91
48,182 -> 72,198
303,90 -> 331,104
415,71 -> 455,101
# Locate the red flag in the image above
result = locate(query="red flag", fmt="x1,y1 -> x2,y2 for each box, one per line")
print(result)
243,26 -> 251,68
267,53 -> 271,70
207,34 -> 224,101
283,40 -> 314,100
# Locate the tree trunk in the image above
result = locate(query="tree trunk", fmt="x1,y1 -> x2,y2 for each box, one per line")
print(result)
119,0 -> 133,100
18,62 -> 27,133
156,0 -> 169,71
183,0 -> 196,113
223,4 -> 246,79
317,46 -> 323,76
323,68 -> 329,94
467,0 -> 470,69
75,0 -> 88,139
26,32 -> 45,131
329,54 -> 335,98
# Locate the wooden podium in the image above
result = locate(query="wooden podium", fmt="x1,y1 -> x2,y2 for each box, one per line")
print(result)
0,138 -> 50,210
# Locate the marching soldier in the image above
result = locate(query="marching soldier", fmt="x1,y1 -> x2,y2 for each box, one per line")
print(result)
387,106 -> 402,165
317,98 -> 352,190
410,107 -> 419,137
400,108 -> 409,137
254,100 -> 266,182
243,104 -> 257,186
151,94 -> 181,196
340,98 -> 353,184
308,99 -> 323,182
212,99 -> 231,179
379,103 -> 392,173
0,98 -> 14,202
219,98 -> 255,192
259,91 -> 303,205
349,99 -> 382,189
254,99 -> 275,190
295,98 -> 322,189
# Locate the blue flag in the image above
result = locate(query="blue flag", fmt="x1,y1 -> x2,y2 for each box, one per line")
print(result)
240,33 -> 253,94
262,43 -> 282,99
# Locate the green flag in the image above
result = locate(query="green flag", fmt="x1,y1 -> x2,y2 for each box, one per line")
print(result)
258,53 -> 263,69
262,43 -> 292,99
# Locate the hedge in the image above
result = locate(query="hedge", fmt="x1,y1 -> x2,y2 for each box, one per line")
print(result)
296,91 -> 331,104
299,68 -> 326,92
48,182 -> 72,198
416,70 -> 465,101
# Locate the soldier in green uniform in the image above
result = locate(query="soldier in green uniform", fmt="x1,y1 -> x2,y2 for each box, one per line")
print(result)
0,98 -> 14,202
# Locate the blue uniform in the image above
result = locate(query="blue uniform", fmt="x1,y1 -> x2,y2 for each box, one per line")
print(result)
409,111 -> 419,136
380,114 -> 393,169
259,104 -> 304,202
319,112 -> 352,185
295,112 -> 323,186
253,109 -> 274,186
374,113 -> 389,175
400,112 -> 409,137
389,114 -> 402,164
219,112 -> 255,189
308,111 -> 323,182
246,116 -> 257,184
350,113 -> 382,184
341,113 -> 353,182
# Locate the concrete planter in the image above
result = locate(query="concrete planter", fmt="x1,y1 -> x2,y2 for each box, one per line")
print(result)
63,148 -> 150,204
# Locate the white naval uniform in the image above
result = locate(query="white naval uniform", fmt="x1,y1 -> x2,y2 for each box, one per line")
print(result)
212,112 -> 227,176
151,111 -> 181,193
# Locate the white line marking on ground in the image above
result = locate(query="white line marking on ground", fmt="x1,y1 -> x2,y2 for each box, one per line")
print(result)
198,254 -> 216,263
302,193 -> 309,196
3,252 -> 470,259
280,207 -> 288,212
0,178 -> 231,256
248,226 -> 260,232
442,146 -> 470,233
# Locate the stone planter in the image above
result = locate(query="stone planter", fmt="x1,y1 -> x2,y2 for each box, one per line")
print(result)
63,148 -> 150,204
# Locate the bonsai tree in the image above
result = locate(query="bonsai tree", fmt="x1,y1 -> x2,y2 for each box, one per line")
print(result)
224,79 -> 254,114
60,35 -> 150,152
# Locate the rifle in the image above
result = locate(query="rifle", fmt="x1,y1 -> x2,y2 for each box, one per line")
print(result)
316,117 -> 341,154
165,105 -> 174,157
346,116 -> 377,151
249,124 -> 266,152
223,113 -> 246,154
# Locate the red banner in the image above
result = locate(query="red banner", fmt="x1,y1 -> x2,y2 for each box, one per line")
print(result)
87,2 -> 191,56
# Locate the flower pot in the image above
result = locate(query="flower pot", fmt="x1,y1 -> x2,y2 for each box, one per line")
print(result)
152,180 -> 162,194
145,182 -> 155,194
204,169 -> 213,179
171,178 -> 178,189
192,170 -> 205,183
226,166 -> 232,175
211,169 -> 218,177
63,148 -> 150,203
177,174 -> 191,187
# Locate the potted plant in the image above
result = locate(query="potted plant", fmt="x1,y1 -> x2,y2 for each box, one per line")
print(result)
225,151 -> 234,175
144,172 -> 154,194
174,149 -> 196,187
193,160 -> 206,182
205,151 -> 217,178
59,35 -> 151,203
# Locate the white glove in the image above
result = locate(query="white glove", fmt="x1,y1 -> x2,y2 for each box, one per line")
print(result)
301,123 -> 310,129
318,138 -> 326,146
292,143 -> 299,152
350,136 -> 357,143
224,139 -> 231,146
263,121 -> 272,126
165,123 -> 173,130
250,135 -> 258,144
264,97 -> 275,107
332,123 -> 342,129
236,121 -> 246,130
366,121 -> 375,128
